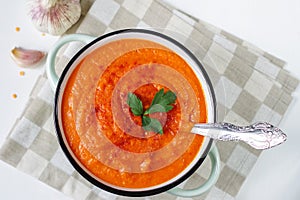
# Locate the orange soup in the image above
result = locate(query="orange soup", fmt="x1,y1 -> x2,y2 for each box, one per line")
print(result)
61,38 -> 207,188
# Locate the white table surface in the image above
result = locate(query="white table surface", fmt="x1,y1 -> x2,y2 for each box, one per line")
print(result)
1,0 -> 299,199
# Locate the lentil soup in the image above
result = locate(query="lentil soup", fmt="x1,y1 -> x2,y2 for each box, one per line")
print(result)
58,32 -> 211,194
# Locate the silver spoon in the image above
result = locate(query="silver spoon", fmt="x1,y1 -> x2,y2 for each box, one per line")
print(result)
191,122 -> 287,150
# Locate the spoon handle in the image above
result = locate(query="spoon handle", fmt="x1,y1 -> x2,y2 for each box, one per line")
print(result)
191,122 -> 287,150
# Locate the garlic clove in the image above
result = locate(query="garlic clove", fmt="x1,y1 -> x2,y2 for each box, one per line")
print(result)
26,0 -> 81,36
10,47 -> 46,68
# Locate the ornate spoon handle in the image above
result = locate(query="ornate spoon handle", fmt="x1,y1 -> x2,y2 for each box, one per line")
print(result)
191,122 -> 287,150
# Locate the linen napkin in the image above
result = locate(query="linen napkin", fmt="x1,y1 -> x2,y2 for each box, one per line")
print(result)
1,0 -> 299,200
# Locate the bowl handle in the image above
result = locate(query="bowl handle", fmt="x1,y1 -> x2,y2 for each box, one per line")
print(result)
167,144 -> 220,197
46,34 -> 95,90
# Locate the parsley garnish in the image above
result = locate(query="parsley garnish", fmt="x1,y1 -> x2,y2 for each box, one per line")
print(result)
127,93 -> 144,116
142,116 -> 163,134
127,88 -> 177,134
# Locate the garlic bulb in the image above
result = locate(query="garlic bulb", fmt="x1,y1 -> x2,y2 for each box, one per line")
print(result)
11,47 -> 46,68
26,0 -> 81,35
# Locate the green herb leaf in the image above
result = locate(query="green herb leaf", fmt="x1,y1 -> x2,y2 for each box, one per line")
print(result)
126,88 -> 177,135
162,90 -> 177,104
144,89 -> 177,115
150,88 -> 165,107
142,116 -> 163,134
127,93 -> 144,116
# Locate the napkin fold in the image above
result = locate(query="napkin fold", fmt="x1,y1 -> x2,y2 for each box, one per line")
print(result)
1,0 -> 299,200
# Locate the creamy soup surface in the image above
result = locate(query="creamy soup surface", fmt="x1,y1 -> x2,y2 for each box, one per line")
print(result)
61,39 -> 207,188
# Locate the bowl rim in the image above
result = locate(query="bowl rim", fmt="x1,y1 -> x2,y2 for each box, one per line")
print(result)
53,28 -> 216,197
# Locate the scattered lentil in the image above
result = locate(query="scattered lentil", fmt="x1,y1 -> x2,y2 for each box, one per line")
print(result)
19,71 -> 25,76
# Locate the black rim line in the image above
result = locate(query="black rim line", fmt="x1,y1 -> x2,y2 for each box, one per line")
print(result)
53,28 -> 217,197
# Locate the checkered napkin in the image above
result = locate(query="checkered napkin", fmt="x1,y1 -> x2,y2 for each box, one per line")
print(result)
1,0 -> 299,200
